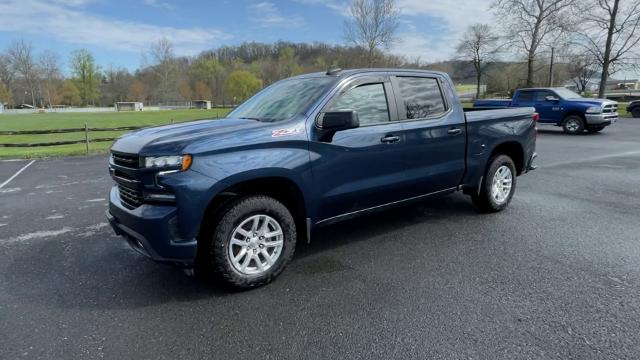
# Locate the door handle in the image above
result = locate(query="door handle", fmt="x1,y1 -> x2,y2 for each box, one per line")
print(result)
447,128 -> 463,136
381,135 -> 400,144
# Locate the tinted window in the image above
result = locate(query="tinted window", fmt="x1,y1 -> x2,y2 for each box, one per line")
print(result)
517,91 -> 534,102
534,91 -> 554,101
328,83 -> 389,125
396,77 -> 446,119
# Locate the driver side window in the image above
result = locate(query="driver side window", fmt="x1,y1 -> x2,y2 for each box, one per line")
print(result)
328,83 -> 390,125
535,91 -> 554,102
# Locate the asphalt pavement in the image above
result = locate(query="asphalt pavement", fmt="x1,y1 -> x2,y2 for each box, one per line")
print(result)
1,120 -> 640,359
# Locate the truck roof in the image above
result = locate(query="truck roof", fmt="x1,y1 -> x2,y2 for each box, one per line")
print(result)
517,87 -> 567,91
289,68 -> 449,80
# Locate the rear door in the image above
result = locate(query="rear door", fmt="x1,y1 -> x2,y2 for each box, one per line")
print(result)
309,75 -> 415,222
390,74 -> 466,196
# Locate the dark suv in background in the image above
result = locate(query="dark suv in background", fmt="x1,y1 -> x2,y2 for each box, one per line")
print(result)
628,101 -> 640,118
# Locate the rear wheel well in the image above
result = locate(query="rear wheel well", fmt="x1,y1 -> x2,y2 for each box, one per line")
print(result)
198,177 -> 307,244
563,111 -> 585,123
490,142 -> 525,175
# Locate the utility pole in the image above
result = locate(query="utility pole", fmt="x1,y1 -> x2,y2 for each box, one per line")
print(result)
548,47 -> 555,87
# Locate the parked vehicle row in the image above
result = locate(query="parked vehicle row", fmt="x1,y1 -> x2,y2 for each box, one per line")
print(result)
474,88 -> 619,134
107,68 -> 537,289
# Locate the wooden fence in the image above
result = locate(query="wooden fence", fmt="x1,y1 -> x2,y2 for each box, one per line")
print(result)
1,124 -> 146,154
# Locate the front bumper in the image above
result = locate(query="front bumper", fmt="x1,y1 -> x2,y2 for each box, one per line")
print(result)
585,113 -> 617,125
107,186 -> 197,264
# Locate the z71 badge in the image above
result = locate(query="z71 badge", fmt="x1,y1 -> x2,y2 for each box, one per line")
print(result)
272,128 -> 302,137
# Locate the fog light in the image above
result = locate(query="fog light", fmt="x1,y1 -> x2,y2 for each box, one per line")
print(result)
143,193 -> 176,202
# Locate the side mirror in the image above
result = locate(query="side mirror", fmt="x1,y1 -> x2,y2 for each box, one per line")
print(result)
316,110 -> 359,131
545,96 -> 559,102
315,111 -> 359,142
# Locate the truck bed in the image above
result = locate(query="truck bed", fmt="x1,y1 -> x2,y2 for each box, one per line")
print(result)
464,106 -> 535,122
472,99 -> 512,108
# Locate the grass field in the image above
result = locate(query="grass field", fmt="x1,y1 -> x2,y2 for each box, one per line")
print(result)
0,108 -> 230,158
0,104 -> 635,158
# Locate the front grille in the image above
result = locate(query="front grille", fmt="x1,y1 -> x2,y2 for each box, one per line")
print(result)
113,169 -> 137,182
112,152 -> 140,169
603,104 -> 618,114
118,185 -> 143,209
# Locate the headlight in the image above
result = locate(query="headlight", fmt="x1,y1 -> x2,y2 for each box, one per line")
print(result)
144,154 -> 192,171
586,106 -> 602,114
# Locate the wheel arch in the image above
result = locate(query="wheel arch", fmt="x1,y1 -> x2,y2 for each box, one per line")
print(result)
489,141 -> 525,175
198,173 -> 309,246
563,111 -> 586,123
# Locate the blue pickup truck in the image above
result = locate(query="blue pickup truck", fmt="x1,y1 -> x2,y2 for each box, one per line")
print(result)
474,87 -> 618,134
107,69 -> 537,288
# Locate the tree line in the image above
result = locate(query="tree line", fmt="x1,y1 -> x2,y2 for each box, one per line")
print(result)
0,0 -> 638,108
0,38 -> 412,108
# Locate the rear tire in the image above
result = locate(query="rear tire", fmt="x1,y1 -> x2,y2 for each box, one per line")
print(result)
200,195 -> 296,289
471,155 -> 517,213
632,108 -> 640,118
562,115 -> 585,134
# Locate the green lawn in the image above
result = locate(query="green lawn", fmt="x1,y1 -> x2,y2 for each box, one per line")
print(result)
618,103 -> 630,117
455,84 -> 477,94
0,108 -> 231,158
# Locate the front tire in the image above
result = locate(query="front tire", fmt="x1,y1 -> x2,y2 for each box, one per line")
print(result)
632,108 -> 640,118
202,195 -> 297,289
471,155 -> 517,213
562,115 -> 585,134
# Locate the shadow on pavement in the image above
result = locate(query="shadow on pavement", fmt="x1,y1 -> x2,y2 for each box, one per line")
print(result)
3,193 -> 478,309
537,128 -> 604,136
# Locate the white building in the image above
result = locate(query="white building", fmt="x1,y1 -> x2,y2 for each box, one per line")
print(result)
115,102 -> 144,111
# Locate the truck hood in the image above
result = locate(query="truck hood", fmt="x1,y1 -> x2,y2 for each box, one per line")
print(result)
111,118 -> 273,155
564,98 -> 617,106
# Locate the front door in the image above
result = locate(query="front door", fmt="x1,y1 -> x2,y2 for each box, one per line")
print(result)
533,90 -> 562,123
309,75 -> 413,222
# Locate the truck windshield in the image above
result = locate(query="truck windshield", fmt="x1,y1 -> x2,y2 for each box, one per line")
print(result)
554,88 -> 582,99
229,77 -> 337,122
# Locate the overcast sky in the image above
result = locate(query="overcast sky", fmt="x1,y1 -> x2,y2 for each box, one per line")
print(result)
0,0 -> 498,72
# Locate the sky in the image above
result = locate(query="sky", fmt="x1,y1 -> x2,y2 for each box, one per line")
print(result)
0,0 -> 495,73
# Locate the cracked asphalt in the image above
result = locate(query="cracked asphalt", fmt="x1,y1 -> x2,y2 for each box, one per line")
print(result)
1,119 -> 640,359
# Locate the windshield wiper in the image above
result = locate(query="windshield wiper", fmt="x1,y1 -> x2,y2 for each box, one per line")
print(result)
238,117 -> 263,121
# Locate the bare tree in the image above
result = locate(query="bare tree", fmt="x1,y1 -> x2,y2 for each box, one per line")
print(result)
579,0 -> 640,97
564,52 -> 599,93
103,66 -> 134,104
344,0 -> 400,66
39,51 -> 62,108
0,54 -> 12,88
7,40 -> 40,106
145,37 -> 178,103
493,0 -> 577,87
457,24 -> 499,98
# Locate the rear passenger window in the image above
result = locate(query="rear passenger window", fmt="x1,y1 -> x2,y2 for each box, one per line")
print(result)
329,83 -> 390,125
517,91 -> 534,102
396,77 -> 446,119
